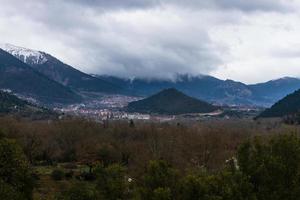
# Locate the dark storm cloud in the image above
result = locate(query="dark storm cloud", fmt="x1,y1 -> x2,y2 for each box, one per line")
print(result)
91,31 -> 223,79
0,0 -> 298,82
0,0 -> 227,78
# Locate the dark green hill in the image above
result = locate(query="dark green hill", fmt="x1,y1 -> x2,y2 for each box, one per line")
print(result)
0,90 -> 26,113
0,49 -> 81,105
258,89 -> 300,118
0,91 -> 56,119
126,88 -> 218,115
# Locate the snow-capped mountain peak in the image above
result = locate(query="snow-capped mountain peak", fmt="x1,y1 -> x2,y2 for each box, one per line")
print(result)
0,43 -> 47,65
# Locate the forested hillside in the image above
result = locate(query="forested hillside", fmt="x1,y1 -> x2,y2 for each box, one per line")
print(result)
0,91 -> 56,119
127,88 -> 218,114
258,89 -> 300,118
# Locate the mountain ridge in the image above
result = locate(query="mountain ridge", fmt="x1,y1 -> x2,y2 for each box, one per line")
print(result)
98,74 -> 300,107
0,48 -> 81,105
2,43 -> 300,108
1,43 -> 122,95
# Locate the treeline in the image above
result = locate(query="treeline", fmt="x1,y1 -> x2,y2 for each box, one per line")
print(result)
0,117 -> 300,199
0,117 -> 257,173
57,131 -> 300,200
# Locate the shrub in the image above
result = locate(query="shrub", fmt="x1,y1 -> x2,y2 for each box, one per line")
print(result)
80,171 -> 96,181
65,170 -> 74,179
96,164 -> 129,200
138,160 -> 179,200
51,169 -> 65,181
0,137 -> 34,200
0,179 -> 24,200
152,187 -> 172,200
179,170 -> 255,200
62,163 -> 78,169
238,134 -> 300,200
97,145 -> 119,167
57,183 -> 99,200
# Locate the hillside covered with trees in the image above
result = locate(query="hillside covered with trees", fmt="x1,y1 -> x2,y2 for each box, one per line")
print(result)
0,91 -> 56,119
126,88 -> 218,115
259,89 -> 300,118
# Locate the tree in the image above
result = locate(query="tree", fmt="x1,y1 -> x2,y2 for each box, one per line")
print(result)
0,137 -> 34,200
238,134 -> 300,200
179,174 -> 213,200
97,145 -> 118,167
179,170 -> 255,200
152,187 -> 172,200
138,160 -> 179,200
95,164 -> 129,200
22,133 -> 42,164
51,169 -> 65,181
0,179 -> 24,200
129,119 -> 135,128
216,171 -> 256,200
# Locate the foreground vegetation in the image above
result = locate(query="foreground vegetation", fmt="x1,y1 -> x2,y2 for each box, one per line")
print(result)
0,117 -> 300,199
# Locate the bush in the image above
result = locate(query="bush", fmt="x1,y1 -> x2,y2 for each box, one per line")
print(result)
0,179 -> 23,200
97,145 -> 119,167
179,174 -> 212,200
51,169 -> 65,181
238,134 -> 300,200
57,183 -> 99,200
80,171 -> 96,181
62,163 -> 78,169
0,137 -> 34,200
138,160 -> 179,200
179,170 -> 255,200
65,170 -> 74,179
153,187 -> 172,200
96,164 -> 129,200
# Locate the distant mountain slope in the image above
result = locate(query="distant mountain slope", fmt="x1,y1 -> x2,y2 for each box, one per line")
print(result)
249,77 -> 300,104
99,75 -> 300,107
0,48 -> 81,105
0,90 -> 56,119
0,44 -> 121,94
258,89 -> 300,118
0,90 -> 27,113
98,75 -> 254,105
3,44 -> 300,107
126,88 -> 219,115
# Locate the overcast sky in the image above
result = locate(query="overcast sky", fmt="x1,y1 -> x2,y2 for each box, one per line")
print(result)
1,0 -> 300,83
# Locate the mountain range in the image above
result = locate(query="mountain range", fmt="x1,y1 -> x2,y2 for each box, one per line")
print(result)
0,48 -> 81,105
0,44 -> 121,94
1,43 -> 300,108
98,75 -> 300,107
126,88 -> 218,115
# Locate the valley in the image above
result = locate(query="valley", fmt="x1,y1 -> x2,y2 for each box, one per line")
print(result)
1,43 -> 300,200
3,1 -> 300,199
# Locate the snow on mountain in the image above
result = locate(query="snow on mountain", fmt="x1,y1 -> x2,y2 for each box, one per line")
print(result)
0,43 -> 47,65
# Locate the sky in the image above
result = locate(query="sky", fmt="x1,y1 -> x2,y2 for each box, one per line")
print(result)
1,0 -> 300,83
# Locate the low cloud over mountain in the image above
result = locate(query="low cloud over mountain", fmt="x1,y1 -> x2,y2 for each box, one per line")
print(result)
0,0 -> 299,83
